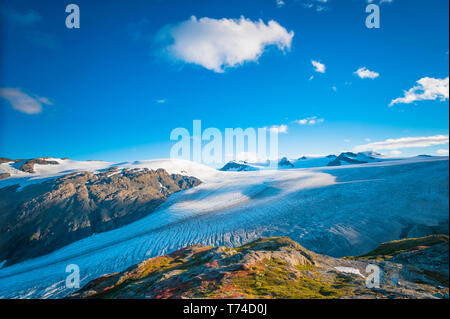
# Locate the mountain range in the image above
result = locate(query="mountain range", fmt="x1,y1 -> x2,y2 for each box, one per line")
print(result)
220,151 -> 402,171
0,154 -> 448,298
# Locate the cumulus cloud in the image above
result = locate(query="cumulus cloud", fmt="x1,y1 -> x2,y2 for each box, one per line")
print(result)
0,88 -> 52,114
293,116 -> 324,125
312,60 -> 326,73
353,135 -> 449,152
354,67 -> 379,79
157,16 -> 294,73
389,77 -> 449,106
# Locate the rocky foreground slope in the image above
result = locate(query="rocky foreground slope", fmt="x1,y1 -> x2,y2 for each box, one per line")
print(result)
0,165 -> 201,266
70,235 -> 449,299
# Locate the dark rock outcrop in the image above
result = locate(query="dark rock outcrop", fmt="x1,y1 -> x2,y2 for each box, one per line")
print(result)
0,157 -> 13,164
220,161 -> 255,171
0,173 -> 11,180
278,157 -> 294,168
19,157 -> 59,173
0,168 -> 201,266
328,153 -> 368,167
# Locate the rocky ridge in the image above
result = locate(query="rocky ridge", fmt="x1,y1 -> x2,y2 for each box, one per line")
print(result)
70,235 -> 449,299
0,166 -> 201,266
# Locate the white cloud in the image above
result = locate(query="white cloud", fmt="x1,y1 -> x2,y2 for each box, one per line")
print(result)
312,60 -> 326,73
234,152 -> 266,163
0,88 -> 52,114
354,67 -> 379,79
332,86 -> 337,92
276,0 -> 286,8
353,135 -> 449,152
158,16 -> 294,73
437,149 -> 449,155
389,77 -> 449,106
265,124 -> 288,134
155,99 -> 167,104
0,7 -> 41,26
293,116 -> 324,125
368,0 -> 393,5
302,0 -> 330,11
390,150 -> 402,155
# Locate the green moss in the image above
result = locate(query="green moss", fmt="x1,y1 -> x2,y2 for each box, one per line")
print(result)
137,256 -> 175,278
224,258 -> 352,299
349,235 -> 449,260
236,237 -> 293,253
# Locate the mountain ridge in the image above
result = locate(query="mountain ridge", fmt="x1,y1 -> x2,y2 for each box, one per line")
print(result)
219,151 -> 403,171
69,236 -> 449,299
0,167 -> 201,266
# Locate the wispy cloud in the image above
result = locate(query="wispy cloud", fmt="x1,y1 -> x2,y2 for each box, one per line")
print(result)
302,0 -> 330,12
354,67 -> 379,79
0,6 -> 41,26
0,88 -> 53,114
233,152 -> 266,162
264,124 -> 288,134
128,19 -> 151,42
155,98 -> 168,104
389,76 -> 449,106
275,0 -> 286,8
26,31 -> 61,49
293,116 -> 325,125
1,6 -> 60,49
157,16 -> 294,73
436,149 -> 449,155
368,0 -> 393,5
353,135 -> 449,152
312,60 -> 326,73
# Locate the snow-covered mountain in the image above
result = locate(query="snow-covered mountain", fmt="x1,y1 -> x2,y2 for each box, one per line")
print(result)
0,155 -> 447,298
0,157 -> 218,266
219,151 -> 399,171
0,157 -> 218,189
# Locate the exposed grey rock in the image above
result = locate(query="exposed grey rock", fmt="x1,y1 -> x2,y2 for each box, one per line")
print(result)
0,173 -> 11,180
19,157 -> 59,173
0,167 -> 201,266
0,157 -> 13,164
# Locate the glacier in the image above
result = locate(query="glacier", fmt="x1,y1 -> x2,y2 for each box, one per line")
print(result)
0,156 -> 448,298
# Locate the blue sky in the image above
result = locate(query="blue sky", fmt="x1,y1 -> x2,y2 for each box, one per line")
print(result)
0,0 -> 448,164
